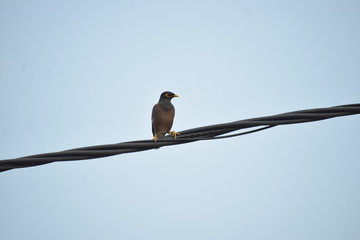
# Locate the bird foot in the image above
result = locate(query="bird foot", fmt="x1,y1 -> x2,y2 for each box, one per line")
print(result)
153,134 -> 158,142
168,131 -> 180,139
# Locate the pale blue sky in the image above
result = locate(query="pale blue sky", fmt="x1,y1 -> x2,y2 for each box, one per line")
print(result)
1,0 -> 360,239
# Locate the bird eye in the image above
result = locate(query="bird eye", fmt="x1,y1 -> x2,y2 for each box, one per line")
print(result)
165,93 -> 172,97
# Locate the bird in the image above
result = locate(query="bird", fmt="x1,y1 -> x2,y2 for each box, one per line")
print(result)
152,91 -> 179,142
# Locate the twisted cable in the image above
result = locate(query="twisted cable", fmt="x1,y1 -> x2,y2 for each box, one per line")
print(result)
1,103 -> 359,172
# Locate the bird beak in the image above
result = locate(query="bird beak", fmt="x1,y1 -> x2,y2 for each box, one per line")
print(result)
173,94 -> 179,98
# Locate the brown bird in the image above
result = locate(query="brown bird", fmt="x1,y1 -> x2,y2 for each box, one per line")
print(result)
152,91 -> 179,142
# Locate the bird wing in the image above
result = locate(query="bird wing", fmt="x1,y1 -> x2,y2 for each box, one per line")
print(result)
151,104 -> 160,135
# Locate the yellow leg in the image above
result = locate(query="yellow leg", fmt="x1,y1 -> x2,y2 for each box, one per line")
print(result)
153,133 -> 158,142
168,131 -> 180,139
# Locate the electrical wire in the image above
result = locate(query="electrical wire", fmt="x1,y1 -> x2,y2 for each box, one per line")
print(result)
1,103 -> 359,172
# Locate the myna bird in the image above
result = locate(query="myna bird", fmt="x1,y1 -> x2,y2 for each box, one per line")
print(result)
152,91 -> 179,142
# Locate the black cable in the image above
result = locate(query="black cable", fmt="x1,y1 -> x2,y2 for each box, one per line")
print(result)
1,103 -> 359,172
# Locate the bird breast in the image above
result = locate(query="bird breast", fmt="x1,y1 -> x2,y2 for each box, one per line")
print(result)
152,102 -> 175,135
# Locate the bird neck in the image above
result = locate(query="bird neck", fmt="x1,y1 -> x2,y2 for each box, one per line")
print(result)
158,100 -> 173,111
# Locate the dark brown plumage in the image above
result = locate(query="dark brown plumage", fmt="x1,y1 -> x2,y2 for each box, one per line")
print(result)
152,91 -> 179,141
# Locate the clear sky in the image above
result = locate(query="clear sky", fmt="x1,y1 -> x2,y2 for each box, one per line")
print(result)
1,0 -> 360,239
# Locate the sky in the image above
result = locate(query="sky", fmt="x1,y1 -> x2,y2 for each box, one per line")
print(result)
1,0 -> 360,239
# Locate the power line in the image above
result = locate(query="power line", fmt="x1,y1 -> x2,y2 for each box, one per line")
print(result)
1,103 -> 359,172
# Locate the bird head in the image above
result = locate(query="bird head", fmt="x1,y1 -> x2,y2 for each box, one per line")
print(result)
159,91 -> 179,101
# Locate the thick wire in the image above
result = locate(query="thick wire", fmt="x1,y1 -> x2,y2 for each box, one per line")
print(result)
1,103 -> 359,172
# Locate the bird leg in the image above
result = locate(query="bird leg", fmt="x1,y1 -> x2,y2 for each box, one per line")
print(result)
168,131 -> 180,139
153,133 -> 159,142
